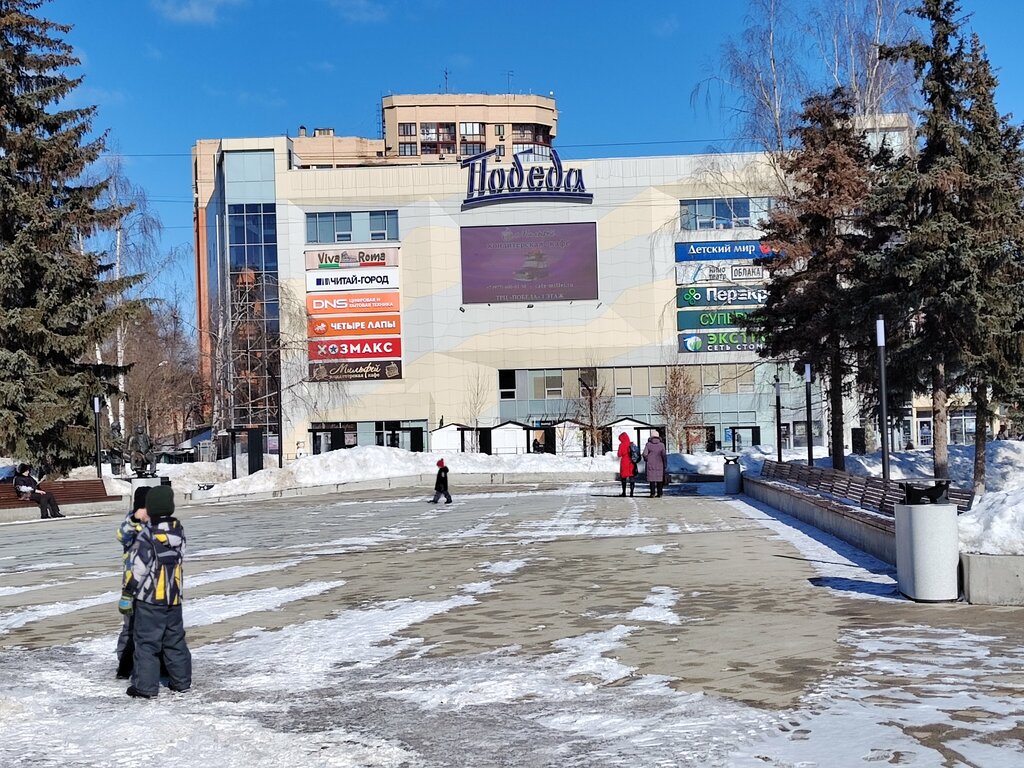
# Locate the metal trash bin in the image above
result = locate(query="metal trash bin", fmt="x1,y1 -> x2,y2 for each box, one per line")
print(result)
895,480 -> 958,602
723,455 -> 742,494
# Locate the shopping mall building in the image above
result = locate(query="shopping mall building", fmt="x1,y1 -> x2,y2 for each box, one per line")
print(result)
192,93 -> 835,459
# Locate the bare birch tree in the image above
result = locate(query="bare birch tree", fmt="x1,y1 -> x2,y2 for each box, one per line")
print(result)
654,366 -> 701,453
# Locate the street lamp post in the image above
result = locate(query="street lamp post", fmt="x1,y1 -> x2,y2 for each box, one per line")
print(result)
93,396 -> 102,478
805,364 -> 814,467
774,376 -> 782,463
579,377 -> 595,457
877,315 -> 891,482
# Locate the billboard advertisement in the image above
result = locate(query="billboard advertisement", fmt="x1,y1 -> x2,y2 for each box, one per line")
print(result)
306,291 -> 400,315
306,267 -> 399,293
309,360 -> 403,382
304,246 -> 399,270
308,338 -> 402,361
308,314 -> 401,338
460,222 -> 598,304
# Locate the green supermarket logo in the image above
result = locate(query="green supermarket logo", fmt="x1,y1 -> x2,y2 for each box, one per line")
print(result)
682,334 -> 703,352
681,287 -> 701,305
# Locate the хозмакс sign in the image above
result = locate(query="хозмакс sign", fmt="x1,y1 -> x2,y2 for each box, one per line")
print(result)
460,222 -> 598,304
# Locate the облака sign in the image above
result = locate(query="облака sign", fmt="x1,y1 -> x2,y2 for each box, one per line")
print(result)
462,148 -> 593,210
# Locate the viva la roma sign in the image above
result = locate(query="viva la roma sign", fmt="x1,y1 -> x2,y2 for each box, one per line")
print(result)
461,148 -> 592,210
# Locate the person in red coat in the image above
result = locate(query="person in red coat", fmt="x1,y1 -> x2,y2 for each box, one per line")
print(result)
616,432 -> 637,497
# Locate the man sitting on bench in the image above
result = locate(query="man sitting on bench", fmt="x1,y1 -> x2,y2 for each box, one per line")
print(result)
13,464 -> 65,519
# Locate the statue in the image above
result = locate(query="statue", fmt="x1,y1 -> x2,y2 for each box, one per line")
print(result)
127,424 -> 157,477
107,421 -> 125,476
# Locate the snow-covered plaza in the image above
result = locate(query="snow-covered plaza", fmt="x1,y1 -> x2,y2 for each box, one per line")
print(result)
2,480 -> 1023,766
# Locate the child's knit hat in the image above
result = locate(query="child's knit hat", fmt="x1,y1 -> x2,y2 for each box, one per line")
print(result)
146,485 -> 175,519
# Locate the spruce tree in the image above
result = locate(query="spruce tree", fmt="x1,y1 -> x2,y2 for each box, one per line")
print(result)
882,0 -> 1024,486
0,0 -> 132,475
955,35 -> 1024,493
744,88 -> 883,470
880,0 -> 970,480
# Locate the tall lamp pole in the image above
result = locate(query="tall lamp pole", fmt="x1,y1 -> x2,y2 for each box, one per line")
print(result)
579,377 -> 595,457
877,315 -> 891,482
804,364 -> 814,467
774,376 -> 782,463
93,396 -> 102,478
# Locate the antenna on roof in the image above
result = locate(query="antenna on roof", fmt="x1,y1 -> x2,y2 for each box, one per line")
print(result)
443,68 -> 450,94
506,70 -> 514,93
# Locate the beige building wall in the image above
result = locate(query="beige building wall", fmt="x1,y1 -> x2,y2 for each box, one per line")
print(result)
262,150 -> 778,453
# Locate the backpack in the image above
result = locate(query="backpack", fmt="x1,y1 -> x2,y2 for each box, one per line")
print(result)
629,443 -> 641,464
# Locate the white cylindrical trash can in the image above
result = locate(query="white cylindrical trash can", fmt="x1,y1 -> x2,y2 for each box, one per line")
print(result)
894,503 -> 959,602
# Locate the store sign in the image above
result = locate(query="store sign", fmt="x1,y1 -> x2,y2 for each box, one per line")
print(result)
308,314 -> 401,338
677,308 -> 752,330
306,291 -> 400,315
676,261 -> 769,284
461,148 -> 593,210
308,338 -> 402,361
304,246 -> 399,270
306,267 -> 399,292
675,240 -> 777,262
309,360 -> 403,382
678,331 -> 765,353
676,285 -> 767,308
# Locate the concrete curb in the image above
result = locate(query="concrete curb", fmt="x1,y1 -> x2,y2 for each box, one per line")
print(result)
0,498 -> 128,525
961,553 -> 1024,605
185,472 -> 610,505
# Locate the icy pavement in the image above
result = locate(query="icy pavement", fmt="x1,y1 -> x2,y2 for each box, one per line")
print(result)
1,481 -> 1022,766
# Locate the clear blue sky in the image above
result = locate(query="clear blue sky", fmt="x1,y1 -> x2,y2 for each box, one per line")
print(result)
45,0 -> 1024,308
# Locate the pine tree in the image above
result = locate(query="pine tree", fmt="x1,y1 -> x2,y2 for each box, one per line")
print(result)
744,88 -> 884,470
0,0 -> 133,475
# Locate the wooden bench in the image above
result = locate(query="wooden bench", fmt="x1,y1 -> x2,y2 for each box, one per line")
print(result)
0,478 -> 122,511
758,460 -> 975,516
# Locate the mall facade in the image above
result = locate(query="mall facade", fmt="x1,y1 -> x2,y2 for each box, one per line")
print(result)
192,94 -> 833,459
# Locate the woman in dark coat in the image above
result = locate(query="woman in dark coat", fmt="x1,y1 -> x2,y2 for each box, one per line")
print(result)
616,432 -> 636,497
13,464 -> 64,519
642,435 -> 667,497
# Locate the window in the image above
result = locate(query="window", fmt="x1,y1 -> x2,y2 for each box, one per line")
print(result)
420,123 -> 438,141
737,366 -> 755,393
369,210 -> 399,241
398,142 -> 417,156
702,365 -> 720,392
680,197 -> 774,231
545,372 -> 563,399
720,364 -> 738,394
439,142 -> 456,155
460,142 -> 485,156
305,210 -> 398,243
614,368 -> 632,397
512,124 -> 534,141
421,143 -> 439,155
499,369 -> 516,400
459,122 -> 483,136
495,144 -> 505,157
512,143 -> 551,159
494,124 -> 505,137
398,122 -> 416,136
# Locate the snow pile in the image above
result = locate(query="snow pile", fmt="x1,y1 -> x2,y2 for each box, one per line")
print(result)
959,489 -> 1024,555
